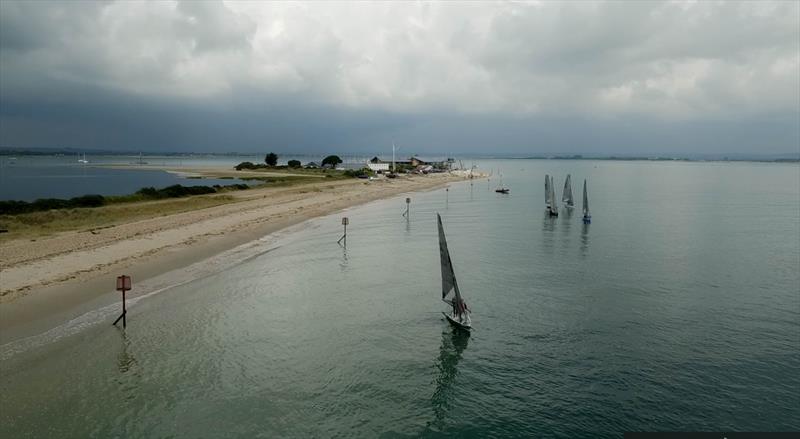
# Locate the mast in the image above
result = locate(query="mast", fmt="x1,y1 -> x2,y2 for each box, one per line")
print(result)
437,214 -> 462,305
392,142 -> 395,173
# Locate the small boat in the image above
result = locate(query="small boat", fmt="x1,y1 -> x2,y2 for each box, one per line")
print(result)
78,153 -> 89,164
582,179 -> 591,224
437,213 -> 472,331
547,175 -> 558,216
562,174 -> 574,208
495,174 -> 509,194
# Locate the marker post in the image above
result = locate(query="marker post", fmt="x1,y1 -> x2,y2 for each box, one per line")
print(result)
338,217 -> 349,247
113,275 -> 131,328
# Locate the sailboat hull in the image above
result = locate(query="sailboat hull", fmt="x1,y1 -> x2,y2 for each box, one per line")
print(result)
443,312 -> 472,331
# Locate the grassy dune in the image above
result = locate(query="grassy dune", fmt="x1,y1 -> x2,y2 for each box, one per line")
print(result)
0,170 -> 352,241
0,194 -> 241,241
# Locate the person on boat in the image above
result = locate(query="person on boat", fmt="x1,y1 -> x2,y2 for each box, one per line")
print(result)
452,298 -> 468,323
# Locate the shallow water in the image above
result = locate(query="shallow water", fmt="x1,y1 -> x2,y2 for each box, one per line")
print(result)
1,160 -> 798,437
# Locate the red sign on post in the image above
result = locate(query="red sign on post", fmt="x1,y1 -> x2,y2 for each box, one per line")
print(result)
116,275 -> 131,291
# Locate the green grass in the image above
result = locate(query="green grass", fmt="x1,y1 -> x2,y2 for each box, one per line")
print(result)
0,173 -> 355,240
0,194 -> 239,241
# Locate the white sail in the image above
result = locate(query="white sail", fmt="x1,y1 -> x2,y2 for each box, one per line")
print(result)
437,214 -> 462,305
583,179 -> 590,217
550,176 -> 558,214
545,174 -> 551,207
562,174 -> 574,206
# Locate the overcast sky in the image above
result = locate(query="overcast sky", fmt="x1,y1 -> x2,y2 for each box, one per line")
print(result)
1,1 -> 798,156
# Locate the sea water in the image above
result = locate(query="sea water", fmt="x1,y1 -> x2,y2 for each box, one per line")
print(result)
1,160 -> 798,437
0,155 -> 257,201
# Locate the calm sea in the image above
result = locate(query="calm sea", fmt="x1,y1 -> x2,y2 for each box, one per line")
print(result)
1,160 -> 798,437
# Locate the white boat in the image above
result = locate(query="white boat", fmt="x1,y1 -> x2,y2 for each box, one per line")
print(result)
437,213 -> 472,331
78,153 -> 89,164
545,175 -> 551,209
582,179 -> 591,224
562,174 -> 574,208
547,175 -> 558,216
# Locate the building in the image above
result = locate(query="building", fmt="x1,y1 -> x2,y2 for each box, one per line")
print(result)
367,162 -> 389,172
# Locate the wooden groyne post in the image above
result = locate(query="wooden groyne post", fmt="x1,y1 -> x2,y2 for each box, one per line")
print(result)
113,275 -> 131,328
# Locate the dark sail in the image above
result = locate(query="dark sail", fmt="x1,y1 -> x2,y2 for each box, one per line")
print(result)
437,213 -> 462,304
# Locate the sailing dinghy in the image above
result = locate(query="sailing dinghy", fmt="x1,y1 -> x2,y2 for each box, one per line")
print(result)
545,175 -> 551,209
495,173 -> 509,194
437,213 -> 472,331
562,174 -> 574,208
582,179 -> 591,224
547,175 -> 559,217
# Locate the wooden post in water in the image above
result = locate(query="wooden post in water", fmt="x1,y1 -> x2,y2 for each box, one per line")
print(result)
403,197 -> 410,217
113,275 -> 131,328
338,217 -> 349,247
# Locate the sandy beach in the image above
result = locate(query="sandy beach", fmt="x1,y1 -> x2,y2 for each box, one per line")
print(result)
0,171 -> 466,341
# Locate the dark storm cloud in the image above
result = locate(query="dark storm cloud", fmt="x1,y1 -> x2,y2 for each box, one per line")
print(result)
1,1 -> 798,155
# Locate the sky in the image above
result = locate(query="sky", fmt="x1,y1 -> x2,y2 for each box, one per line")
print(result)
0,1 -> 798,156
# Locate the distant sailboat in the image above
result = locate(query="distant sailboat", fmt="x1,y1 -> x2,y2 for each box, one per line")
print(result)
582,179 -> 591,224
562,174 -> 574,208
78,153 -> 89,164
495,173 -> 509,194
545,174 -> 551,209
437,213 -> 472,331
547,175 -> 559,216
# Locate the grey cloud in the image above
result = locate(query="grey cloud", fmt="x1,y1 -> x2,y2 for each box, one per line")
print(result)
0,1 -> 797,155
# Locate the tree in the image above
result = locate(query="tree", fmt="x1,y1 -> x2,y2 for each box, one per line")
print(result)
322,155 -> 342,168
287,159 -> 301,168
265,152 -> 278,166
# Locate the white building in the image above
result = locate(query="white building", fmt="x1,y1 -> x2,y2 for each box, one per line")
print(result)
367,162 -> 389,172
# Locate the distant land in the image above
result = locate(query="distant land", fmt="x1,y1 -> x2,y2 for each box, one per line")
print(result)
0,146 -> 797,163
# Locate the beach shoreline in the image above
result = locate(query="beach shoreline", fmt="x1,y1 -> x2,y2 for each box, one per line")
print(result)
0,173 -> 469,344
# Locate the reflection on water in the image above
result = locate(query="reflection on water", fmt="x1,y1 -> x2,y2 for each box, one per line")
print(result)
116,329 -> 138,374
580,222 -> 590,257
340,247 -> 349,271
430,328 -> 470,429
561,207 -> 573,246
542,211 -> 556,252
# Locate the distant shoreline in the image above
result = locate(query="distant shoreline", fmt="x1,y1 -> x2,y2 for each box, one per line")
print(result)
1,149 -> 797,163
